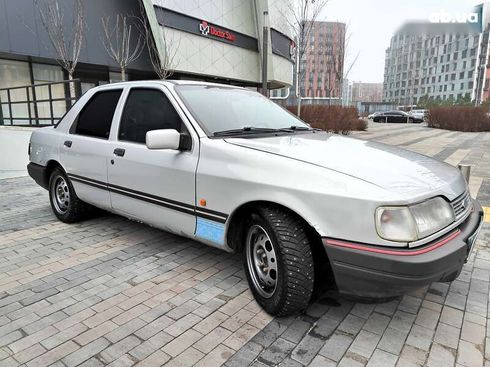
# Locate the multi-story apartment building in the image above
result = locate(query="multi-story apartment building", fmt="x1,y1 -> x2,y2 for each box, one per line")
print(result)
301,21 -> 346,104
383,23 -> 482,105
273,21 -> 346,105
351,82 -> 383,103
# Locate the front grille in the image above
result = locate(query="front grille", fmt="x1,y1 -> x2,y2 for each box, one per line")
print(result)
451,190 -> 471,220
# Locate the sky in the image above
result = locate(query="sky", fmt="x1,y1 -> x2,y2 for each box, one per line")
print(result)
321,0 -> 482,83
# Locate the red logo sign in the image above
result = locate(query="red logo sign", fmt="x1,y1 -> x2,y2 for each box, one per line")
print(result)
199,20 -> 236,42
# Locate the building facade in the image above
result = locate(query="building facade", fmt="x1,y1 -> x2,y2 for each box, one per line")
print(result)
273,20 -> 346,106
0,0 -> 296,125
351,82 -> 383,103
382,1 -> 490,106
143,0 -> 295,89
0,0 -> 296,115
300,21 -> 346,104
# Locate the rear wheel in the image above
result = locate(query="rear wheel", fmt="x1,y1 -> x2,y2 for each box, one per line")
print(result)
49,167 -> 91,223
243,207 -> 314,316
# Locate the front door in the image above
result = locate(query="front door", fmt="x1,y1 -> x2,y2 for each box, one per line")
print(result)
107,87 -> 198,237
60,89 -> 123,209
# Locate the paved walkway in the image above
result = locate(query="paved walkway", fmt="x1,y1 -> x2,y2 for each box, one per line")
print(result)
0,123 -> 489,367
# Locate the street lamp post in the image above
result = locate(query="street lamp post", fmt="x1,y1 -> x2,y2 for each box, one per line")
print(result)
262,11 -> 269,97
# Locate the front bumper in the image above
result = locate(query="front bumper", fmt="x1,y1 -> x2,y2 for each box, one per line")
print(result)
323,199 -> 484,298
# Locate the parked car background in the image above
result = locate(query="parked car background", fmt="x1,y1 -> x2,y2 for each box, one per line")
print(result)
373,110 -> 421,123
408,109 -> 428,121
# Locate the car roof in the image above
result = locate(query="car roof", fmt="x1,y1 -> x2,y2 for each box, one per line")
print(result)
91,79 -> 245,91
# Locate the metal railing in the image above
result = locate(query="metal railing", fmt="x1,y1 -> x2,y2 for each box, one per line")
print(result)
0,79 -> 82,126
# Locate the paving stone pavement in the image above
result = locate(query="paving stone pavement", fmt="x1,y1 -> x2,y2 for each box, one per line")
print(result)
0,122 -> 489,366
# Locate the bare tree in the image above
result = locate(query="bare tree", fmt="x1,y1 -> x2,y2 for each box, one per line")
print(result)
34,0 -> 84,97
282,0 -> 329,116
101,14 -> 145,81
139,3 -> 179,79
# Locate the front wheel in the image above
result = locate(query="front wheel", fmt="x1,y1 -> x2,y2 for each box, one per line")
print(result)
243,207 -> 314,316
49,167 -> 91,223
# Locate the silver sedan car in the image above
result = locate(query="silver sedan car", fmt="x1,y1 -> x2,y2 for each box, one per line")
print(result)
27,81 -> 484,315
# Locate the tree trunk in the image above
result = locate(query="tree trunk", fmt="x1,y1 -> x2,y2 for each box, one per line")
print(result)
297,97 -> 302,117
121,67 -> 126,81
68,72 -> 76,102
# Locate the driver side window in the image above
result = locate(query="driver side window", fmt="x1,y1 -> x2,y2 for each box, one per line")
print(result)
118,88 -> 185,144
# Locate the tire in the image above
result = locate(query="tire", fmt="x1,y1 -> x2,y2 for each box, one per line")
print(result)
243,206 -> 314,316
48,167 -> 90,223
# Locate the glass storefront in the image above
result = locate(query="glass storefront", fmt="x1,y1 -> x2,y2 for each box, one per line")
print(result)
32,63 -> 65,124
0,59 -> 31,124
0,59 -> 69,125
0,57 -> 148,125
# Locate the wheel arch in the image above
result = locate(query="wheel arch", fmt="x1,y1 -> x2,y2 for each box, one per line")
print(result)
225,200 -> 325,255
38,160 -> 65,189
226,200 -> 334,294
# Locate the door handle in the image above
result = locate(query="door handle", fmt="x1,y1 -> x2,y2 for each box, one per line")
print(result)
64,140 -> 72,148
113,148 -> 125,157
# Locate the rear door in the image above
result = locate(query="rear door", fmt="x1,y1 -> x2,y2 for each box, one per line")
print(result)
107,86 -> 199,237
60,89 -> 123,209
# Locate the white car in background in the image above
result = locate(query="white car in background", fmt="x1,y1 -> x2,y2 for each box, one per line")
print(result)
408,109 -> 427,122
27,81 -> 484,315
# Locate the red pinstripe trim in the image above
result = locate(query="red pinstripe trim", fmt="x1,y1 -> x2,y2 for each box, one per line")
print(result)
324,230 -> 462,256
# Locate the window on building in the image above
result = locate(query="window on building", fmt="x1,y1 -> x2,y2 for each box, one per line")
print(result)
73,90 -> 122,139
32,63 -> 65,123
119,89 -> 184,144
0,59 -> 31,124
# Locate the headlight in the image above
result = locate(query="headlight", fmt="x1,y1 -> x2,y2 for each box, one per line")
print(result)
376,197 -> 455,242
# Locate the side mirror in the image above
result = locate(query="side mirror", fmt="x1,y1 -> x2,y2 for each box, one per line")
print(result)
145,129 -> 191,151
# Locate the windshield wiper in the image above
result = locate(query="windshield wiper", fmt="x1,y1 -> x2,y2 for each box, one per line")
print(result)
213,127 -> 294,137
285,126 -> 313,131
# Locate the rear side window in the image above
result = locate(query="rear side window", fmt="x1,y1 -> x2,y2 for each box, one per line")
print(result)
73,90 -> 122,139
118,89 -> 184,144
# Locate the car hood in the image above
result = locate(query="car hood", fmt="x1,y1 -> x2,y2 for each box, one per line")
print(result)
225,132 -> 466,200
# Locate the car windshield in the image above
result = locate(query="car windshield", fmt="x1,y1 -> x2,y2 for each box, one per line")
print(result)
175,85 -> 309,136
